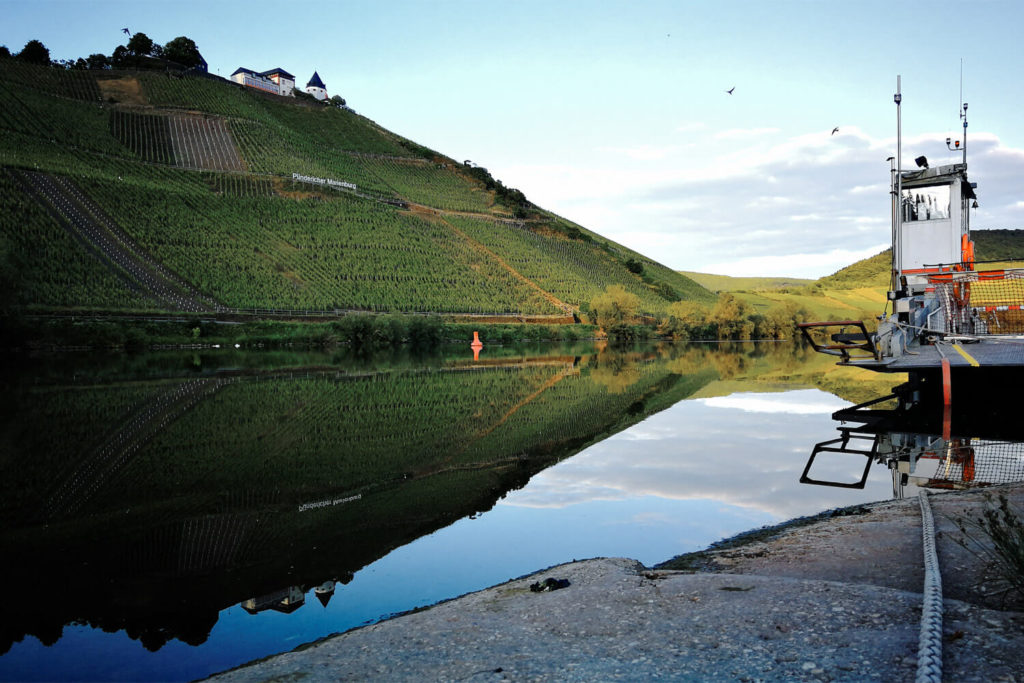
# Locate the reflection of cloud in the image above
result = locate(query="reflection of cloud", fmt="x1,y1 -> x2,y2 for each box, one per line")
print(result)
698,391 -> 849,415
499,389 -> 892,522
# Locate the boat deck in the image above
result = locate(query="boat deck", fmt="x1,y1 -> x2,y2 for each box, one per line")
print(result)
847,339 -> 1024,372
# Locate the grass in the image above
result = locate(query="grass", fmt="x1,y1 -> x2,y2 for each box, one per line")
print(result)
954,494 -> 1024,604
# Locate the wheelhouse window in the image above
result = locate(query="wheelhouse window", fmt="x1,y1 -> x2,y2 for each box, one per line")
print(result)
901,185 -> 950,222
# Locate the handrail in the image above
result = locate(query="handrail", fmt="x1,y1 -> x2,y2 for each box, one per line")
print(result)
797,320 -> 878,361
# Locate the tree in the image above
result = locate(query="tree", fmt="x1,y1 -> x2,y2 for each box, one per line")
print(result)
0,46 -> 11,59
86,53 -> 109,70
590,284 -> 640,331
126,32 -> 154,57
17,39 -> 50,65
330,94 -> 347,107
163,36 -> 201,67
709,292 -> 754,340
762,301 -> 809,340
660,300 -> 709,339
110,45 -> 129,67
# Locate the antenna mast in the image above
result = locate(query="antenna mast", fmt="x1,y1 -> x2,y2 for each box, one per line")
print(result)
946,60 -> 968,166
893,75 -> 902,289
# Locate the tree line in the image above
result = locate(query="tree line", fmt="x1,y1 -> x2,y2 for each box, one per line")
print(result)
588,284 -> 810,340
1,32 -> 204,71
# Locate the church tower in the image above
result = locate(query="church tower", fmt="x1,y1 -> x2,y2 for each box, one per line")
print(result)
305,71 -> 327,101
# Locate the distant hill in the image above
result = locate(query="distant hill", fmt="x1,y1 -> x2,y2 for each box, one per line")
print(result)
0,58 -> 712,320
816,250 -> 891,289
679,271 -> 813,292
812,229 -> 1024,290
973,229 -> 1024,261
680,230 -> 1024,330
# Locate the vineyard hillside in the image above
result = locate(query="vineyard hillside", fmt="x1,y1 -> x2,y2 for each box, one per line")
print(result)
0,59 -> 713,320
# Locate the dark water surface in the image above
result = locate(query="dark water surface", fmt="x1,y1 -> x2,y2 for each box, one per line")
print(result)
0,341 -> 900,682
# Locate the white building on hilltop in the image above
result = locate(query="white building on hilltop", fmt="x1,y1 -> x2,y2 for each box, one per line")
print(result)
262,68 -> 296,96
305,71 -> 327,101
230,67 -> 296,97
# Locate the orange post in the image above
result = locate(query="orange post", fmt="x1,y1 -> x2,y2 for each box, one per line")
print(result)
470,331 -> 483,361
941,357 -> 952,407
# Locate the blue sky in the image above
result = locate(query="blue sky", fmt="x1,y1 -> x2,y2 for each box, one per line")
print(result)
5,0 -> 1024,277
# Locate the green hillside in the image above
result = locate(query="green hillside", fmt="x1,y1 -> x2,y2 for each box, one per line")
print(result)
681,230 -> 1024,330
814,230 -> 1024,289
679,271 -> 813,292
0,58 -> 713,322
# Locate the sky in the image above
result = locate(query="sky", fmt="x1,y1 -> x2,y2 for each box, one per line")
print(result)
5,0 -> 1024,278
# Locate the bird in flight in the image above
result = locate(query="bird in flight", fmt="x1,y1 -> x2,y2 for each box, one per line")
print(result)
726,86 -> 735,95
122,27 -> 130,35
831,127 -> 839,135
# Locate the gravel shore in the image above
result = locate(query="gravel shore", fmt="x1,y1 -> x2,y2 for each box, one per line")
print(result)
206,484 -> 1024,682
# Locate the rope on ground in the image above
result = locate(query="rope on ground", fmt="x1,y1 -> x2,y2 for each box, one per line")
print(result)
916,489 -> 943,683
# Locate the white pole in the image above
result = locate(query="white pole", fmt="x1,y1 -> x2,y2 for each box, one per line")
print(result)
895,75 -> 903,288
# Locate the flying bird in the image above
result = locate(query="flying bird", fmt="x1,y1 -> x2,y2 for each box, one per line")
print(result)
122,27 -> 130,35
726,86 -> 735,95
831,127 -> 839,135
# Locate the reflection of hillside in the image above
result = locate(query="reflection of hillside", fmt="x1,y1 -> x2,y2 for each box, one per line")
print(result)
44,378 -> 235,519
680,342 -> 902,404
0,346 -> 718,656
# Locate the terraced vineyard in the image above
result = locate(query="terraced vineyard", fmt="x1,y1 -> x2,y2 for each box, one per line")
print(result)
0,58 -> 711,319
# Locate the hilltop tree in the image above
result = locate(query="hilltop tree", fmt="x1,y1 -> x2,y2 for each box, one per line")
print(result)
110,45 -> 129,67
0,46 -> 11,59
126,32 -> 155,57
85,53 -> 109,70
17,39 -> 50,65
163,36 -> 201,67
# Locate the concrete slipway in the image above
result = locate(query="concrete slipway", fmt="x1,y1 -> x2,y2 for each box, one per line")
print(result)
206,484 -> 1024,682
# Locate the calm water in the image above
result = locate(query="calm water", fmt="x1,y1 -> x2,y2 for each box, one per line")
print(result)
0,341 -> 907,681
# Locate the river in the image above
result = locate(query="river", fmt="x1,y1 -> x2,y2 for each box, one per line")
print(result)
0,341 -> 907,681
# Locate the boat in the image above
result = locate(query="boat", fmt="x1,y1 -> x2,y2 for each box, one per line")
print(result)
798,76 -> 1024,401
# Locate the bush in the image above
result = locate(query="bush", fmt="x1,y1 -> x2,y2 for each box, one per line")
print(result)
590,285 -> 640,331
406,316 -> 442,347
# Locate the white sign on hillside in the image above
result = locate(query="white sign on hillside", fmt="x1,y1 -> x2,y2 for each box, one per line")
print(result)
292,172 -> 357,192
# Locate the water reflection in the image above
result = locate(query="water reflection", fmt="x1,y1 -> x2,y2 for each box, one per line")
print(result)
0,341 -> 887,681
805,382 -> 1024,497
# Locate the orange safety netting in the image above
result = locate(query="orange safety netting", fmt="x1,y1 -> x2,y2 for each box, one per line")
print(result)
916,439 -> 1024,489
929,269 -> 1024,335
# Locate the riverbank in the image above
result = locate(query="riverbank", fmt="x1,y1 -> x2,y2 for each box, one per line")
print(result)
205,484 -> 1024,682
0,314 -> 601,351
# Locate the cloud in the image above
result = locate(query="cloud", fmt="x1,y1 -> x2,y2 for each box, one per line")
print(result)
503,125 -> 1024,278
598,144 -> 688,161
700,244 -> 889,279
713,127 -> 781,140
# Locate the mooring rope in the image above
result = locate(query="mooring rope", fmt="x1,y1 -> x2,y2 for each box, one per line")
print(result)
916,489 -> 943,683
